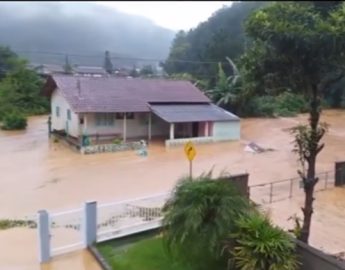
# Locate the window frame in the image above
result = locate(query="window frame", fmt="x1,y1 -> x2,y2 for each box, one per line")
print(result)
67,109 -> 71,121
56,106 -> 60,118
95,113 -> 115,126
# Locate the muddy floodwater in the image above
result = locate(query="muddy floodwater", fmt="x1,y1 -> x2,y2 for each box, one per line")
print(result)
1,110 -> 345,269
1,110 -> 345,217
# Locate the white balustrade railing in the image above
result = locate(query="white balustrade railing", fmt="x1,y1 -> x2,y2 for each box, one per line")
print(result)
97,192 -> 170,242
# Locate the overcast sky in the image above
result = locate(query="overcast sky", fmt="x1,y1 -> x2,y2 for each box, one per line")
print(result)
97,1 -> 233,31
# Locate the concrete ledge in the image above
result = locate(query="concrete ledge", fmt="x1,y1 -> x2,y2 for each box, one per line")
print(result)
296,239 -> 345,270
165,137 -> 214,148
88,246 -> 112,270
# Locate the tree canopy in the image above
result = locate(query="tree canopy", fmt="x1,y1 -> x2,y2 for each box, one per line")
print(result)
0,46 -> 48,126
163,2 -> 267,82
243,0 -> 345,243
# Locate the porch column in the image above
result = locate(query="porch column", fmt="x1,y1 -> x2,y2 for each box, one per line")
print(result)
170,123 -> 175,140
83,114 -> 88,134
123,113 -> 127,142
205,121 -> 209,137
148,112 -> 152,141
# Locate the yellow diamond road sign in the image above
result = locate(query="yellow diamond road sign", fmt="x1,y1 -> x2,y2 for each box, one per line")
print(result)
184,141 -> 196,161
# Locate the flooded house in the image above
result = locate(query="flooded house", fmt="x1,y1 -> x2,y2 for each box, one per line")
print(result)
42,75 -> 240,153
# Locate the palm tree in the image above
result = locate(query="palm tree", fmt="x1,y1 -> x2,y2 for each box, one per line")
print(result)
162,173 -> 251,269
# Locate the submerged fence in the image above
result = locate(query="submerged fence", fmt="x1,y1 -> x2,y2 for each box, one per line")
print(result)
249,170 -> 335,204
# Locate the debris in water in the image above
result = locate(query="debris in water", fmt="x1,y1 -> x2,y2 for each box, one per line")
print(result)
244,142 -> 275,154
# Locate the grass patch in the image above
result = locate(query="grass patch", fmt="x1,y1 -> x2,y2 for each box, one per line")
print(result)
0,219 -> 37,230
98,236 -> 199,270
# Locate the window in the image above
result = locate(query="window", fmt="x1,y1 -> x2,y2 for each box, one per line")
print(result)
96,113 -> 115,126
116,112 -> 135,119
67,109 -> 71,120
56,106 -> 60,117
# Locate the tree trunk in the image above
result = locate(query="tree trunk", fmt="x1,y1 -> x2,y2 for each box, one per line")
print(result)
298,83 -> 320,243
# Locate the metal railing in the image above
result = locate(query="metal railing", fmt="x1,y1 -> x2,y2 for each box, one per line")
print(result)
249,170 -> 335,204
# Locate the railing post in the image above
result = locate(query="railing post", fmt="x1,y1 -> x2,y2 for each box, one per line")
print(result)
289,178 -> 293,199
38,210 -> 50,263
269,183 -> 273,203
83,201 -> 97,247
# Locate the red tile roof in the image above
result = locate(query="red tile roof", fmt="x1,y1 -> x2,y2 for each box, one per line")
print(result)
45,75 -> 210,113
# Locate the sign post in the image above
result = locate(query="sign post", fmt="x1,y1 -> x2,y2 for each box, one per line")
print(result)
184,141 -> 196,179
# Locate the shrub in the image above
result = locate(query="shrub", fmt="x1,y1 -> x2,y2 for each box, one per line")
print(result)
162,174 -> 251,269
224,212 -> 299,270
250,96 -> 277,117
1,112 -> 27,130
275,92 -> 308,116
245,92 -> 308,117
113,138 -> 122,145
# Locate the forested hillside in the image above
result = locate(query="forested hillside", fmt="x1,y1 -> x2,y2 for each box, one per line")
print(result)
164,1 -> 345,118
164,1 -> 267,83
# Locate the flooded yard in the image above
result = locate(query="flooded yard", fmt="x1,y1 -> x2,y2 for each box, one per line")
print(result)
1,110 -> 345,217
0,110 -> 345,269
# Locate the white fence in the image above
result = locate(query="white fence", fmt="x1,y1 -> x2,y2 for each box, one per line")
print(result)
38,192 -> 171,263
97,193 -> 169,242
49,208 -> 84,256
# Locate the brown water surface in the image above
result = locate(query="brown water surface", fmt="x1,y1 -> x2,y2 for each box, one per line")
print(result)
1,110 -> 345,269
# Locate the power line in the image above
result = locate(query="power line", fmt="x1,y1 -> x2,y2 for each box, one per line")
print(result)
12,49 -> 231,65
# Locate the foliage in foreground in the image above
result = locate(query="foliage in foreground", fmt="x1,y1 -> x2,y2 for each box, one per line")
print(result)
98,174 -> 299,270
1,112 -> 27,130
224,212 -> 299,270
162,174 -> 251,269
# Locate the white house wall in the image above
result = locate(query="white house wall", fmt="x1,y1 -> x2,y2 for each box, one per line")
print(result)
212,121 -> 240,141
84,112 -> 170,139
51,89 -> 79,137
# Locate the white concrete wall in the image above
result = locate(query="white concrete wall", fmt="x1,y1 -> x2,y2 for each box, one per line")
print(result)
212,121 -> 240,141
51,89 -> 79,137
84,112 -> 170,139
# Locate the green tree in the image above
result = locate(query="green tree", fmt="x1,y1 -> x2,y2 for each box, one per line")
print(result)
103,50 -> 113,74
139,65 -> 154,77
0,46 -> 21,79
129,65 -> 139,78
163,2 -> 266,83
224,212 -> 299,270
162,173 -> 250,269
0,65 -> 48,121
63,55 -> 73,74
1,111 -> 27,130
244,1 -> 345,243
168,73 -> 209,91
